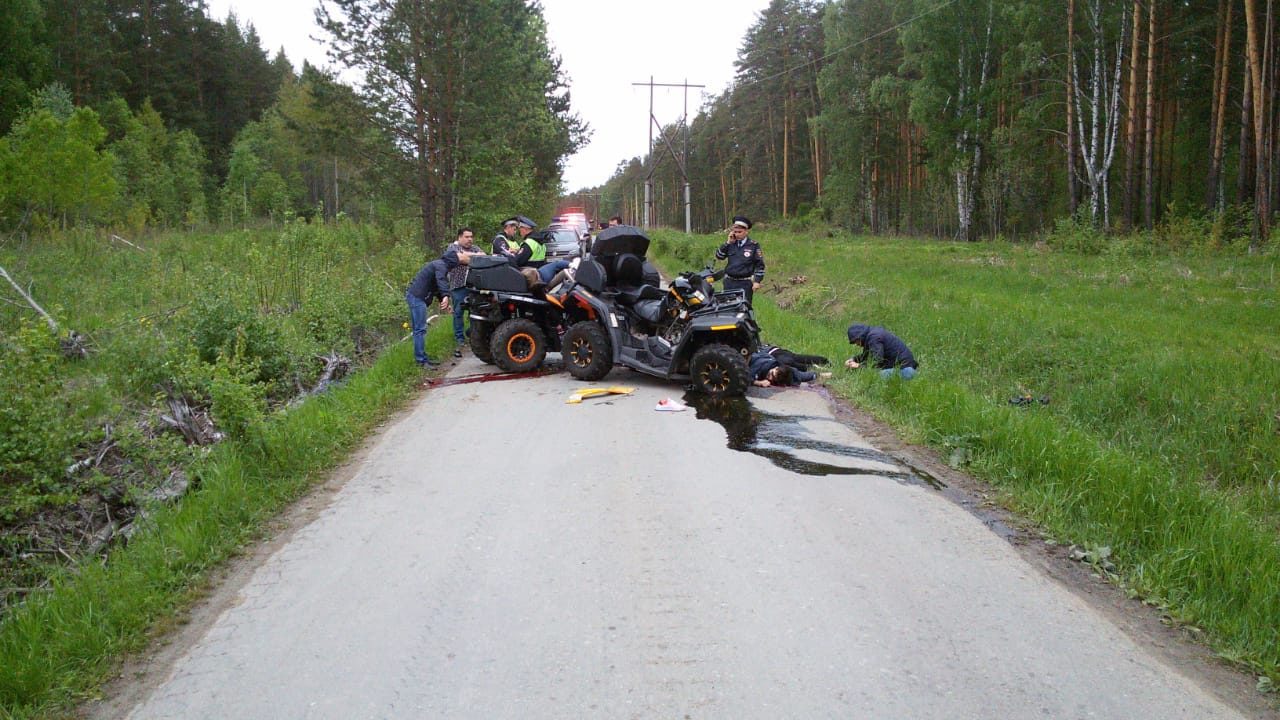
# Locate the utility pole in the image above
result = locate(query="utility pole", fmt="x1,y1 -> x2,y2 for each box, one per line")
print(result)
581,192 -> 603,229
632,76 -> 704,232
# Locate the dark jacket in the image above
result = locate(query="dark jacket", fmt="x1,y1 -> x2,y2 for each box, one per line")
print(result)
748,347 -> 817,385
748,348 -> 780,380
715,236 -> 765,282
406,259 -> 449,302
847,324 -> 917,369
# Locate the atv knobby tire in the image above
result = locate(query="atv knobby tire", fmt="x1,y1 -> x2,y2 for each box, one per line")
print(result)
490,318 -> 546,373
469,319 -> 495,364
563,321 -> 613,381
690,343 -> 749,397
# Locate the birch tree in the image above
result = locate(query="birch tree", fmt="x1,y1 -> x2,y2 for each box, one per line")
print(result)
1070,0 -> 1128,227
903,0 -> 1001,240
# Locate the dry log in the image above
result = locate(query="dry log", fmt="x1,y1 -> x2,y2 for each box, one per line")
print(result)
0,265 -> 59,333
290,352 -> 351,408
110,234 -> 146,251
1,264 -> 91,358
159,395 -> 224,445
84,522 -> 119,557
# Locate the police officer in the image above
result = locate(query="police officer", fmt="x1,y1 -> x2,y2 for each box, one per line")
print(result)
492,217 -> 521,257
716,215 -> 765,305
512,215 -> 569,284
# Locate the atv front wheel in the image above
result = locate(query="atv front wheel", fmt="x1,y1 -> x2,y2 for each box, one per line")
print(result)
469,320 -> 495,364
690,343 -> 749,397
490,318 -> 547,373
563,321 -> 613,381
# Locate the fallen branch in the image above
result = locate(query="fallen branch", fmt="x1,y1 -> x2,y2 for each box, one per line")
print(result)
364,259 -> 397,293
290,352 -> 351,407
309,352 -> 351,395
110,233 -> 146,251
84,522 -> 119,557
66,436 -> 117,478
0,265 -> 59,332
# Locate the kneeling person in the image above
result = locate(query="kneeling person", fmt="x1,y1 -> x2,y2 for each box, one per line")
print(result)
846,323 -> 918,379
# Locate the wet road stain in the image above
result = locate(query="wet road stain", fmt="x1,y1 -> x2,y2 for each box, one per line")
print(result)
683,393 -> 942,488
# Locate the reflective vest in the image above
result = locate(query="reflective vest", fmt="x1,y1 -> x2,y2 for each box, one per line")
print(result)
523,237 -> 546,262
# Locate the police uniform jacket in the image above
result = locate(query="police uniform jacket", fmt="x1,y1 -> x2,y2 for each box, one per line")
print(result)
716,236 -> 765,283
492,233 -> 518,255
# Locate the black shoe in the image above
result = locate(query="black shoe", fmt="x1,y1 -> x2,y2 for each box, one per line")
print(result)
418,358 -> 439,368
453,348 -> 463,358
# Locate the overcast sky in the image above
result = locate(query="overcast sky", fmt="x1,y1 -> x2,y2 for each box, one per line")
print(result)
204,0 -> 773,191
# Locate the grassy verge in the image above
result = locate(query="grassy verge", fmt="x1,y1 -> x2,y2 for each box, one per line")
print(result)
0,328 -> 452,718
0,221 -> 455,716
650,228 -> 1280,682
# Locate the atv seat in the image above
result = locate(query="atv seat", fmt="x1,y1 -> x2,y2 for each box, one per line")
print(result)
616,284 -> 666,324
617,283 -> 664,304
629,298 -> 667,324
467,255 -> 528,293
575,258 -> 607,293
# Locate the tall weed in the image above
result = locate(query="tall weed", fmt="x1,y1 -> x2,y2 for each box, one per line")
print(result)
0,324 -> 82,519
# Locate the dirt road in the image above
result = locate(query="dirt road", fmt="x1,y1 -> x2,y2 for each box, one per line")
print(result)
100,358 -> 1259,719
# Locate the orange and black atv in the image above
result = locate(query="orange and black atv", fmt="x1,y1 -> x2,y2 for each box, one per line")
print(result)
462,255 -> 569,372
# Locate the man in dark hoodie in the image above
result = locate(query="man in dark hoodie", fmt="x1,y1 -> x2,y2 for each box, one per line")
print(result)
405,258 -> 451,367
846,323 -> 918,379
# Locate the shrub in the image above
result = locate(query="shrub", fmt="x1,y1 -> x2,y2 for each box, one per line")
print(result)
1209,204 -> 1255,251
188,297 -> 293,392
0,324 -> 82,520
207,334 -> 268,443
1154,208 -> 1213,251
1044,215 -> 1107,255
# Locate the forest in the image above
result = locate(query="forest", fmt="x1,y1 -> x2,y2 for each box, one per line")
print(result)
5,1 -> 1277,249
569,0 -> 1279,250
0,0 -> 585,246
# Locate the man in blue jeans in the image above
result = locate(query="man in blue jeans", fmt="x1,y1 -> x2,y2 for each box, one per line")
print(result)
405,258 -> 451,367
442,227 -> 483,356
845,323 -> 918,379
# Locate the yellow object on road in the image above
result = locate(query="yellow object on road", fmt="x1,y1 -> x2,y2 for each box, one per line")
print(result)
565,386 -> 636,404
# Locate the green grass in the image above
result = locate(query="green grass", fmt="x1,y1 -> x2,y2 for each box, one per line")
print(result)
0,319 -> 453,719
651,228 -> 1280,680
0,221 -> 455,716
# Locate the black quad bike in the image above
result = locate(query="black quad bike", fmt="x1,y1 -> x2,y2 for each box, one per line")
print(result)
462,228 -> 663,373
557,225 -> 762,396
